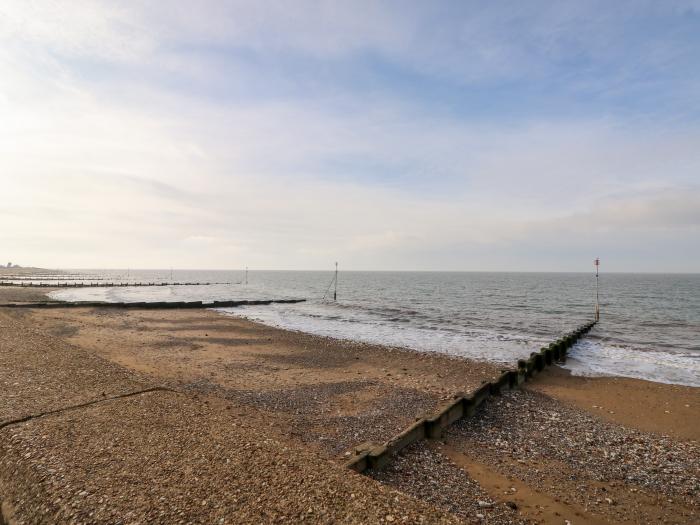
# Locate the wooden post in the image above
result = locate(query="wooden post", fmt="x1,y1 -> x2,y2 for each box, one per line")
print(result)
334,262 -> 338,301
595,257 -> 600,321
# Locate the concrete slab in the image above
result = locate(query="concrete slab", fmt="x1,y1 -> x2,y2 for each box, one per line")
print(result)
0,311 -> 151,425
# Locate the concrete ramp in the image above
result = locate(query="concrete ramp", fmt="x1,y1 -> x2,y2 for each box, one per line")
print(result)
0,311 -> 153,426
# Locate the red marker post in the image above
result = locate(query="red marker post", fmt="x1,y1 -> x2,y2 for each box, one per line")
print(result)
594,258 -> 600,321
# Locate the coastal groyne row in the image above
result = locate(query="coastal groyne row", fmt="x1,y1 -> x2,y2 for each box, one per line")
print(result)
0,274 -> 80,278
346,319 -> 598,473
0,299 -> 305,309
0,281 -> 231,288
0,276 -> 107,281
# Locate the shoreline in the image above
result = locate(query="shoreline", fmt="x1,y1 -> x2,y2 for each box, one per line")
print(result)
5,285 -> 699,433
5,285 -> 699,435
44,284 -> 700,389
225,313 -> 699,443
13,262 -> 694,391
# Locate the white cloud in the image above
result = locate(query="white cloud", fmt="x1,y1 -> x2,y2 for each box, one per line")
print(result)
0,1 -> 698,271
0,1 -> 153,61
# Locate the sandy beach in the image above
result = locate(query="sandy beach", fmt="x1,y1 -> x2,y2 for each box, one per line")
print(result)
5,2 -> 698,522
1,286 -> 698,524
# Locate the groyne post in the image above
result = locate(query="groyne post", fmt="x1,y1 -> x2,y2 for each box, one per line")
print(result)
595,257 -> 601,321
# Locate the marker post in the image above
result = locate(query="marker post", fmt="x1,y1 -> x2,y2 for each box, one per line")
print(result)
595,258 -> 600,321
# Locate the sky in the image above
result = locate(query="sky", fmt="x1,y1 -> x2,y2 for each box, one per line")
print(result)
1,1 -> 699,272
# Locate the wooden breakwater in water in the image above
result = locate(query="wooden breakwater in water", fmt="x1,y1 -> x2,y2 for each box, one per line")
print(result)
0,299 -> 305,309
0,276 -> 107,281
346,319 -> 597,473
0,281 -> 231,288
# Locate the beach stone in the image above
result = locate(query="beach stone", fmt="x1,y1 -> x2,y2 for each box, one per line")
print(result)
0,391 -> 462,524
0,310 -> 151,425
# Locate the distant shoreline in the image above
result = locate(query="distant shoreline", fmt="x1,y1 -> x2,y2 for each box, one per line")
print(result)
3,267 -> 699,275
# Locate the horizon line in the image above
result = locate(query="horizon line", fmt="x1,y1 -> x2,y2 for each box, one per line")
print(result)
15,267 -> 700,275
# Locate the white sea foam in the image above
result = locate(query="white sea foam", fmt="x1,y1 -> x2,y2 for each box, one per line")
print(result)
220,302 -> 552,364
564,340 -> 700,387
224,303 -> 700,387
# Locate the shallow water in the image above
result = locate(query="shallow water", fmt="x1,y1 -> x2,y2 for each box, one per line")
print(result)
47,270 -> 700,387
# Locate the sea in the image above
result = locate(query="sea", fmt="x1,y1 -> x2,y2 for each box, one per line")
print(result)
43,270 -> 700,387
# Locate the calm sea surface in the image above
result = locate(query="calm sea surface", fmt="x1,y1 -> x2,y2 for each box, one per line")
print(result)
47,270 -> 700,387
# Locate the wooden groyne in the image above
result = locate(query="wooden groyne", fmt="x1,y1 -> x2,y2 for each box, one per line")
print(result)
0,299 -> 305,309
0,276 -> 107,281
0,281 -> 231,288
346,319 -> 598,473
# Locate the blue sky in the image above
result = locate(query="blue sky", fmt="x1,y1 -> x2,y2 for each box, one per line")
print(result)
1,1 -> 699,271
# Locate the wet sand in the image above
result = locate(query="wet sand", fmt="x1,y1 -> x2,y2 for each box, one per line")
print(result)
0,285 -> 60,303
1,287 -> 698,524
528,367 -> 698,441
